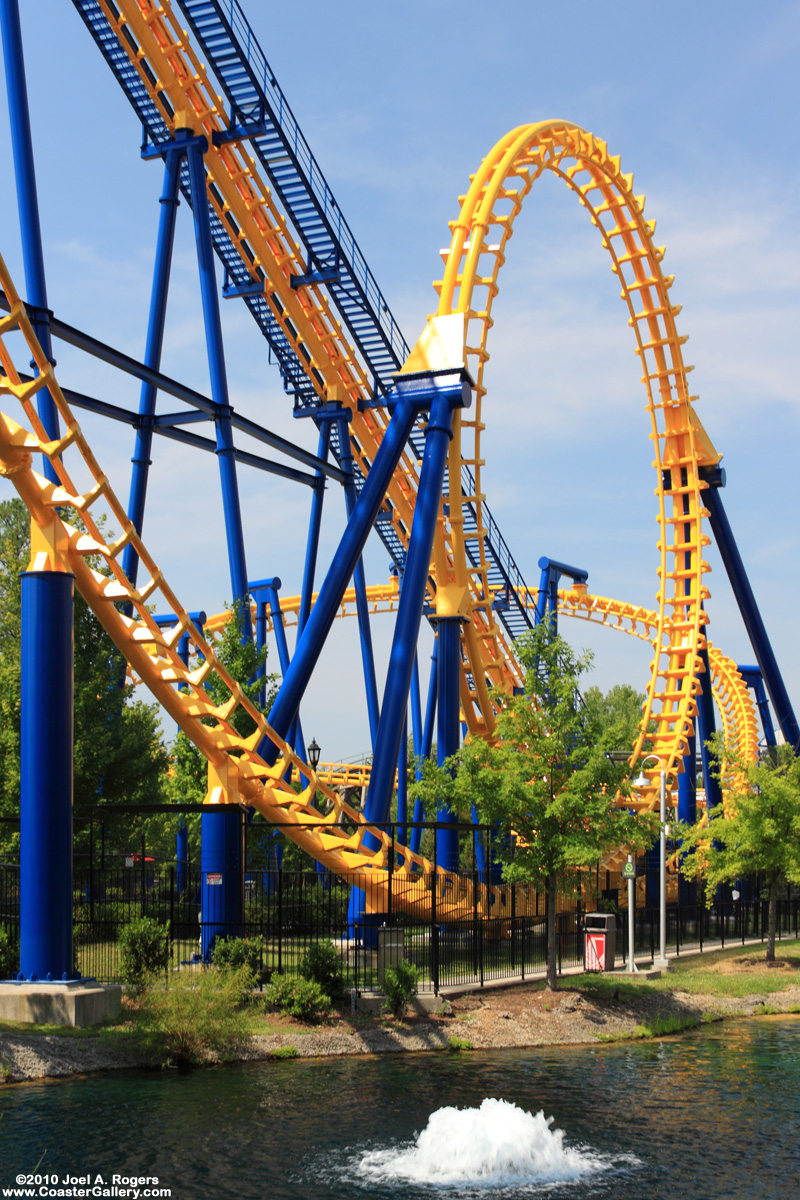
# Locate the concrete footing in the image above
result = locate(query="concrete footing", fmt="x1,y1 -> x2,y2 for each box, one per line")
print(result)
0,980 -> 122,1027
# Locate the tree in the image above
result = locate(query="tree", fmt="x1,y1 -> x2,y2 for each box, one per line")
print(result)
675,738 -> 800,961
411,625 -> 656,989
0,499 -> 169,859
581,683 -> 648,752
163,599 -> 277,863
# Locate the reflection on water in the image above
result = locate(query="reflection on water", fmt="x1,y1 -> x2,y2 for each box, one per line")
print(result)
1,1017 -> 798,1199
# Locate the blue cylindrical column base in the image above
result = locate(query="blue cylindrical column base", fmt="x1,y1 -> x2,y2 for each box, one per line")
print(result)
200,808 -> 244,960
176,820 -> 188,896
19,570 -> 75,982
435,618 -> 462,873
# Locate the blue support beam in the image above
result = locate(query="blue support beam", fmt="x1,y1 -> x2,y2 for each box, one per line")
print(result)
410,640 -> 438,856
696,645 -> 723,812
435,618 -> 463,872
184,137 -> 250,632
0,0 -> 60,482
263,371 -> 471,757
363,379 -> 469,832
677,731 -> 697,905
337,414 -> 380,748
738,664 -> 777,747
700,468 -> 799,749
200,806 -> 244,961
297,422 -> 332,639
534,557 -> 589,630
122,141 -> 184,588
19,570 -> 75,980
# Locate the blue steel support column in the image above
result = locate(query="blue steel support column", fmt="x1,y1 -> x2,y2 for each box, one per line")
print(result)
701,471 -> 799,748
262,378 -> 461,757
0,0 -> 59,481
176,821 -> 188,896
336,414 -> 380,747
184,138 -> 250,631
695,646 -> 723,812
363,383 -> 467,831
677,733 -> 697,905
122,143 -> 183,587
435,618 -> 463,872
738,665 -> 777,747
410,641 -> 438,856
200,806 -> 243,960
19,571 -> 74,980
297,422 -> 331,637
397,709 -> 409,847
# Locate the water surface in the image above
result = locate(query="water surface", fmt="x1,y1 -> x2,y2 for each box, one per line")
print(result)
1,1017 -> 798,1198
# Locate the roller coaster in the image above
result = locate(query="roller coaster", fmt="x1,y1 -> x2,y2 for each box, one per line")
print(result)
1,0 -> 796,981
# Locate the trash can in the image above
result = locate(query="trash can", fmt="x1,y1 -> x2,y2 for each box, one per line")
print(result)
583,913 -> 616,972
377,927 -> 404,985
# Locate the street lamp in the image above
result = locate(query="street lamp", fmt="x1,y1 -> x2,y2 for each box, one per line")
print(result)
634,754 -> 669,972
307,737 -> 321,770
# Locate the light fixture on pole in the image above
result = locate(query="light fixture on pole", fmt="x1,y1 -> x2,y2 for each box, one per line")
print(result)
307,738 -> 321,770
633,754 -> 669,972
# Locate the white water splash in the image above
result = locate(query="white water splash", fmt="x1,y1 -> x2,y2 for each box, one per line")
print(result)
356,1097 -> 605,1189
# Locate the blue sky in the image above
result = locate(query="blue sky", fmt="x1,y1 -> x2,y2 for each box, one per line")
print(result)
0,0 -> 798,760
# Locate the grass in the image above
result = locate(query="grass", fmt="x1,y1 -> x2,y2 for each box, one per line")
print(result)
447,1035 -> 473,1052
269,1045 -> 298,1059
633,1014 -> 700,1039
569,938 -> 800,1002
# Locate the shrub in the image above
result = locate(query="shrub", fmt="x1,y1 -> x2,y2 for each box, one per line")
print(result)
138,964 -> 252,1069
264,974 -> 331,1022
0,928 -> 18,979
118,916 -> 170,995
382,958 -> 419,1018
298,940 -> 347,1004
212,936 -> 263,989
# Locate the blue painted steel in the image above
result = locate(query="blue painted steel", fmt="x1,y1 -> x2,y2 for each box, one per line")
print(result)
410,641 -> 438,856
19,572 -> 75,980
397,709 -> 408,847
435,618 -> 463,871
200,806 -> 243,960
262,383 -> 433,756
363,384 -> 465,832
534,557 -> 589,629
738,665 -> 777,747
336,414 -> 380,747
122,142 -> 183,588
71,0 -> 540,653
0,0 -> 60,481
176,820 -> 189,895
677,731 -> 697,905
297,422 -> 331,638
701,472 -> 799,749
695,645 -> 723,811
185,138 -> 250,629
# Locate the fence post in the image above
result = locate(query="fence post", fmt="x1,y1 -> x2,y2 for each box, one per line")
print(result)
431,831 -> 439,996
89,817 -> 95,924
472,835 -> 479,980
169,865 -> 175,952
388,824 -> 394,926
140,833 -> 146,916
511,882 -> 517,975
277,861 -> 283,975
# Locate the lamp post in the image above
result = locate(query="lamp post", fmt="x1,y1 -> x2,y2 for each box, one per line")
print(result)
634,755 -> 669,972
307,737 -> 321,770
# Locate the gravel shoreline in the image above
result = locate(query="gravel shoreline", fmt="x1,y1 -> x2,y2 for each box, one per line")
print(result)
3,978 -> 799,1084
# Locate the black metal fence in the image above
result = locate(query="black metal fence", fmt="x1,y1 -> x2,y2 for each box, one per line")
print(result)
1,859 -> 798,992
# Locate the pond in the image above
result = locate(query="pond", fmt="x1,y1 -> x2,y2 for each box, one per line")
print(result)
1,1017 -> 798,1199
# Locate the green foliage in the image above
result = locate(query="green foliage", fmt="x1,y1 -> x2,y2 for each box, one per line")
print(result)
633,1014 -> 700,1039
212,936 -> 263,989
138,964 -> 253,1068
382,958 -> 419,1017
270,1045 -> 299,1059
410,627 -> 657,989
0,927 -> 19,978
447,1035 -> 473,1051
298,939 -> 347,1004
118,916 -> 170,994
676,740 -> 800,961
581,682 -> 649,753
263,974 -> 331,1021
